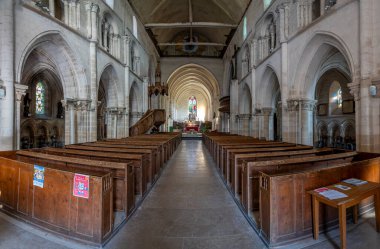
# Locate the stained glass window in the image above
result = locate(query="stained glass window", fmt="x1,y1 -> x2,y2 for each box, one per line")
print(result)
188,96 -> 197,116
36,81 -> 45,115
335,88 -> 342,108
243,16 -> 247,40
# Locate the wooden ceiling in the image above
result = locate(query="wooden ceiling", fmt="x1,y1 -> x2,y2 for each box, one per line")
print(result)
128,0 -> 251,58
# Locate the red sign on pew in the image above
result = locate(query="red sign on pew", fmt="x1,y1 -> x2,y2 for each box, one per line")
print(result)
73,174 -> 89,199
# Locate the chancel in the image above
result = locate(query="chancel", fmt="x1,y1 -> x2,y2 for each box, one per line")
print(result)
0,1 -> 380,249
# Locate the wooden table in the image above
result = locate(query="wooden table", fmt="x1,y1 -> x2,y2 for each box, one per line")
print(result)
308,181 -> 380,249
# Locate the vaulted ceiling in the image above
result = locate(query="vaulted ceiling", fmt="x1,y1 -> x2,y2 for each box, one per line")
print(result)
128,0 -> 251,58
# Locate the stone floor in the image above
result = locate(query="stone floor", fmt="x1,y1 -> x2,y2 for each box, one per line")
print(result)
0,140 -> 379,249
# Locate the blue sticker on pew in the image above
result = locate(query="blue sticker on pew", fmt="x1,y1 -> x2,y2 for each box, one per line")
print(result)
33,165 -> 45,188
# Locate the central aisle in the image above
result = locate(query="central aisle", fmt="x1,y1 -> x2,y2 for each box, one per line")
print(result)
105,140 -> 267,249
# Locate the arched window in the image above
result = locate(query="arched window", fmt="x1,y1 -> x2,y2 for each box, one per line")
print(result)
35,81 -> 46,115
188,96 -> 197,116
105,0 -> 114,8
133,16 -> 138,38
263,0 -> 272,10
329,81 -> 342,115
243,16 -> 247,40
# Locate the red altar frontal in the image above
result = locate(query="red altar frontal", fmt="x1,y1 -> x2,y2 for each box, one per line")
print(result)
185,124 -> 199,132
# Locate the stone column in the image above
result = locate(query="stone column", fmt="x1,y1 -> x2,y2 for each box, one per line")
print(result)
262,107 -> 274,140
230,80 -> 239,134
77,100 -> 92,143
358,0 -> 375,152
62,99 -> 75,145
123,35 -> 132,137
286,99 -> 316,145
300,99 -> 316,146
76,1 -> 81,29
250,40 -> 255,69
251,111 -> 259,138
278,2 -> 289,142
348,82 -> 360,150
307,0 -> 313,24
85,2 -> 92,38
142,77 -> 149,112
252,39 -> 258,67
68,0 -> 74,27
14,84 -> 28,149
63,0 -> 69,25
88,3 -> 99,142
0,0 -> 15,150
49,0 -> 55,16
239,114 -> 251,136
285,99 -> 299,144
320,0 -> 326,15
135,57 -> 141,76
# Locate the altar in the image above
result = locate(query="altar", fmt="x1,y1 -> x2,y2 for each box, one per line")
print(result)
185,124 -> 199,132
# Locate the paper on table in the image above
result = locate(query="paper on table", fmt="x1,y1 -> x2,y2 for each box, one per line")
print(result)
314,187 -> 329,193
319,189 -> 348,200
334,184 -> 351,191
342,178 -> 367,186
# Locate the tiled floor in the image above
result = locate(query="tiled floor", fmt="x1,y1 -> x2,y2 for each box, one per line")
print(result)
0,140 -> 380,249
104,140 -> 266,249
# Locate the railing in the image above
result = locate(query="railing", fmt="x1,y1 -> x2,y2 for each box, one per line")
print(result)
129,109 -> 166,137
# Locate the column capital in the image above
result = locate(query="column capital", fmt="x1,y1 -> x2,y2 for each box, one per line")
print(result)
286,98 -> 317,112
14,84 -> 28,102
231,79 -> 239,86
123,35 -> 132,43
143,77 -> 149,84
90,3 -> 99,13
261,107 -> 274,116
237,114 -> 252,120
347,82 -> 360,101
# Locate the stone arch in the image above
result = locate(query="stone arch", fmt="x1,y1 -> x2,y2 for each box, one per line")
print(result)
261,12 -> 277,53
18,32 -> 73,148
98,64 -> 120,139
341,119 -> 355,142
239,83 -> 252,114
292,32 -> 355,99
17,31 -> 86,99
258,65 -> 281,107
100,12 -> 120,57
20,120 -> 37,149
98,64 -> 120,107
167,64 -> 220,123
129,81 -> 143,126
328,121 -> 341,146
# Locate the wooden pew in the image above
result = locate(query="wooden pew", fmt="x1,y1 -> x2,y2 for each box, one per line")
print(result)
238,148 -> 334,201
241,151 -> 357,222
258,153 -> 380,247
65,144 -> 160,182
220,143 -> 298,175
0,154 -> 114,245
82,142 -> 164,167
15,150 -> 135,216
35,148 -> 149,198
228,146 -> 313,193
96,140 -> 168,163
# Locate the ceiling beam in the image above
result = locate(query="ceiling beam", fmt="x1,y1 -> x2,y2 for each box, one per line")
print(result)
220,28 -> 237,58
158,42 -> 226,47
145,28 -> 163,56
145,22 -> 237,29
